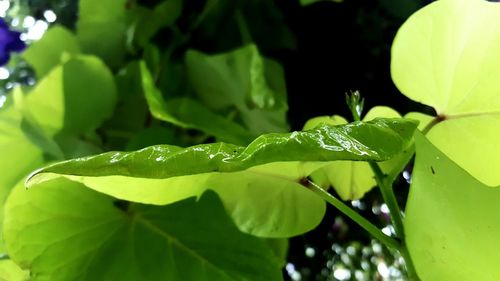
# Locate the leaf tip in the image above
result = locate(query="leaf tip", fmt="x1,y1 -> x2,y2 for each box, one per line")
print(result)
25,169 -> 48,189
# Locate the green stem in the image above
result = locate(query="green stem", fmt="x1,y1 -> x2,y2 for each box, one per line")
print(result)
235,10 -> 252,45
421,115 -> 446,135
307,180 -> 400,251
400,243 -> 421,281
369,162 -> 405,239
369,162 -> 420,281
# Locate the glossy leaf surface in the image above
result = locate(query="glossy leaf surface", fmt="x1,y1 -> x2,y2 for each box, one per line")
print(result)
28,118 -> 417,179
391,0 -> 500,186
304,107 -> 412,200
26,118 -> 417,237
4,180 -> 282,281
405,133 -> 500,281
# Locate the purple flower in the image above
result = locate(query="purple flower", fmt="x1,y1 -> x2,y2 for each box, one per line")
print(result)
0,18 -> 25,66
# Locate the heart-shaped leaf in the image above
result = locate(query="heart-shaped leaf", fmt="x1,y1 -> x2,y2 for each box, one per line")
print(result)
391,0 -> 500,186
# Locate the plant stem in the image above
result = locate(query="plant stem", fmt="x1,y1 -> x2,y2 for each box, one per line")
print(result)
422,115 -> 446,135
399,243 -> 421,281
369,162 -> 405,239
235,10 -> 252,45
369,162 -> 420,281
307,180 -> 400,251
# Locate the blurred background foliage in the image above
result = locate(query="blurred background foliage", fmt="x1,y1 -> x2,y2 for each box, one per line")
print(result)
0,0 -> 435,280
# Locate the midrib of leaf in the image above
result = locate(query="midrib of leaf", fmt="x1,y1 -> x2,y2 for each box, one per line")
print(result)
445,110 -> 500,120
134,215 -> 238,281
422,111 -> 500,134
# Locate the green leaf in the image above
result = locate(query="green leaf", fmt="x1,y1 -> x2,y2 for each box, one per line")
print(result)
26,118 -> 417,237
426,114 -> 500,187
4,179 -> 282,281
405,133 -> 500,281
17,55 -> 117,136
0,104 -> 44,252
392,0 -> 500,115
153,0 -> 183,26
266,239 -> 289,266
22,25 -> 80,79
305,107 -> 413,200
0,260 -> 29,281
77,0 -> 129,67
101,61 -> 149,149
185,44 -> 289,135
391,0 -> 500,186
131,0 -> 183,47
404,112 -> 433,131
140,61 -> 254,145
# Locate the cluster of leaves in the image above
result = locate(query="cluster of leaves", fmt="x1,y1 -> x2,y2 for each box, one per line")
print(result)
1,0 -> 500,280
0,0 -> 414,279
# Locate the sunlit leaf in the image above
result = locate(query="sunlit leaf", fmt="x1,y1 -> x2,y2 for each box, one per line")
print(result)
16,55 -> 116,137
405,133 -> 500,281
305,107 -> 413,200
22,26 -> 80,78
0,103 -> 44,252
26,118 -> 418,237
0,259 -> 29,281
4,180 -> 282,281
392,0 -> 500,115
404,112 -> 433,131
426,114 -> 500,188
391,0 -> 500,186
